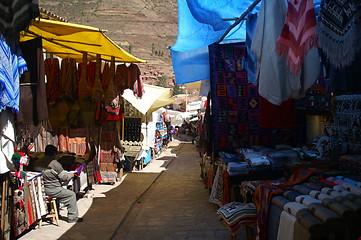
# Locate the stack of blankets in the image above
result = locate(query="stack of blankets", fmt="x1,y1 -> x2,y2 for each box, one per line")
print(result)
217,202 -> 257,234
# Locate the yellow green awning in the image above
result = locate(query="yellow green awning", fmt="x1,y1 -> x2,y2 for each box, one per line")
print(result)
20,18 -> 146,63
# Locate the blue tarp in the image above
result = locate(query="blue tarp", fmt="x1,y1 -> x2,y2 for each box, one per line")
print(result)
171,0 -> 320,84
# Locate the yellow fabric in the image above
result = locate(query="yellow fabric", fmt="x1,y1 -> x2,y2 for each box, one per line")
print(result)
19,19 -> 146,63
122,84 -> 175,115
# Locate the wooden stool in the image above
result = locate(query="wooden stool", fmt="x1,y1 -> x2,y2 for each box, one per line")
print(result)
39,197 -> 60,228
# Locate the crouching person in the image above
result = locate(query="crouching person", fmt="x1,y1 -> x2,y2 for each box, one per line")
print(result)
42,145 -> 83,223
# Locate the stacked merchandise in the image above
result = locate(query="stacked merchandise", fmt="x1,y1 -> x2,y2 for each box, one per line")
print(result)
123,117 -> 141,142
154,121 -> 168,154
325,95 -> 361,152
99,123 -> 118,183
217,202 -> 257,235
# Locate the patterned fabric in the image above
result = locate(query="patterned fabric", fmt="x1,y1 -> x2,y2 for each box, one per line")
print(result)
254,168 -> 320,240
217,202 -> 257,234
275,0 -> 318,75
44,58 -> 61,105
0,35 -> 27,113
78,62 -> 91,98
91,57 -> 103,102
60,58 -> 78,101
325,94 -> 361,152
0,0 -> 39,39
209,164 -> 225,206
209,43 -> 260,151
318,0 -> 361,68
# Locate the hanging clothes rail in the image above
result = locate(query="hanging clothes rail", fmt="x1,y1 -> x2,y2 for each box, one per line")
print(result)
216,0 -> 261,44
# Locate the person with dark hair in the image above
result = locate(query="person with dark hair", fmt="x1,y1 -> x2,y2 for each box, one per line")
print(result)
42,145 -> 83,223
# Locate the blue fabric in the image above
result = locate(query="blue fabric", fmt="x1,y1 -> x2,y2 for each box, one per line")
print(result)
0,35 -> 27,113
242,13 -> 258,85
171,46 -> 210,84
171,0 -> 321,85
143,150 -> 152,165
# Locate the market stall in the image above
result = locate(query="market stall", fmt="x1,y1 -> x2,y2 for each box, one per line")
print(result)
171,0 -> 361,239
0,7 -> 147,237
121,84 -> 174,170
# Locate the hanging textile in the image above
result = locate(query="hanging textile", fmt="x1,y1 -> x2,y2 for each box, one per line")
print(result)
210,43 -> 260,150
17,37 -> 49,138
127,63 -> 140,91
0,0 -> 39,40
44,57 -> 61,105
242,13 -> 258,85
115,64 -> 126,95
101,62 -> 110,92
78,55 -> 95,127
259,97 -> 296,128
251,0 -> 320,105
60,57 -> 78,101
0,109 -> 15,174
87,61 -> 96,89
78,62 -> 91,98
91,57 -> 103,102
0,34 -> 27,113
318,0 -> 361,69
275,0 -> 318,75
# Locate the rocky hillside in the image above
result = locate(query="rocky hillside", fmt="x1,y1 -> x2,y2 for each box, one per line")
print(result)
39,0 -> 178,87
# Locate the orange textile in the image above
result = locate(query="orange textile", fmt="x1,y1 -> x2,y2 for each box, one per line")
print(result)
44,57 -> 61,105
92,58 -> 103,101
78,62 -> 91,98
101,62 -> 110,92
60,58 -> 78,101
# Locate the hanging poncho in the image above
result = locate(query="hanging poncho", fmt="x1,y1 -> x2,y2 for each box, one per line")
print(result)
318,0 -> 361,68
275,0 -> 318,75
44,57 -> 61,105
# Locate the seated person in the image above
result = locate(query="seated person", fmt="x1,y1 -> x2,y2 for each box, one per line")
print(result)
42,145 -> 83,223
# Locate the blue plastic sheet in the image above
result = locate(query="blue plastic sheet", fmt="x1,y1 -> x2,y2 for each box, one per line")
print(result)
171,0 -> 320,85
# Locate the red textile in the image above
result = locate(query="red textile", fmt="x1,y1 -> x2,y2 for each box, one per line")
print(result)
101,62 -> 110,92
87,61 -> 96,89
254,167 -> 320,240
127,63 -> 140,90
78,62 -> 91,98
44,58 -> 61,104
115,64 -> 126,95
258,96 -> 296,128
275,0 -> 318,75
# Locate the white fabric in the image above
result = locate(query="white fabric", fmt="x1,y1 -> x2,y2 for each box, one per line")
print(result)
277,211 -> 296,240
342,183 -> 361,195
295,195 -> 321,206
283,202 -> 308,216
251,0 -> 320,105
122,84 -> 174,115
309,190 -> 332,201
0,109 -> 15,174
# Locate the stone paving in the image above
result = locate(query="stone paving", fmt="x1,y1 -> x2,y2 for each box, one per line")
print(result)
18,139 -> 245,240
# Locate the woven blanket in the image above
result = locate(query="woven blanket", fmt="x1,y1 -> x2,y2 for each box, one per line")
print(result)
318,0 -> 361,68
276,0 -> 318,75
209,43 -> 260,151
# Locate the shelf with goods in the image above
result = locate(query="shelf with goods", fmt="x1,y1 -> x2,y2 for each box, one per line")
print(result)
154,121 -> 168,155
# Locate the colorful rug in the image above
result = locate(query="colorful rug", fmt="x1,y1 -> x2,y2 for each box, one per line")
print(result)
209,43 -> 299,151
209,43 -> 260,151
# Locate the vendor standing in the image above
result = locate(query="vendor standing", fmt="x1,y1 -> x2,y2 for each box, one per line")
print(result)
42,145 -> 83,223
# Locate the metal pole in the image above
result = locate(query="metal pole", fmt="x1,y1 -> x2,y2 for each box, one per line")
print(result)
185,90 -> 188,112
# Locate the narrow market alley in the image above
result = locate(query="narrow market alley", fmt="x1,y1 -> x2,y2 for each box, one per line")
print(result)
18,138 -> 242,240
